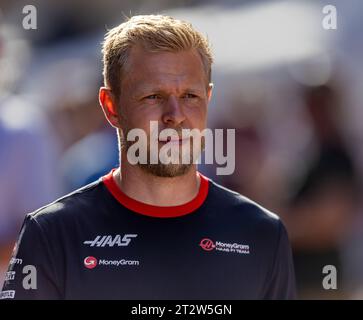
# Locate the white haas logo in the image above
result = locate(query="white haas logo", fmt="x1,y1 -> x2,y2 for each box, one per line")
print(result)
84,234 -> 137,247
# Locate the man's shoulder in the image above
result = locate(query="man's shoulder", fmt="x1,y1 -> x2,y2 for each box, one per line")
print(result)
208,178 -> 282,227
27,179 -> 105,226
207,178 -> 289,251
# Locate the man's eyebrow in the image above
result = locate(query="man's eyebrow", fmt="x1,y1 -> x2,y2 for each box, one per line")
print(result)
184,88 -> 205,94
131,87 -> 163,98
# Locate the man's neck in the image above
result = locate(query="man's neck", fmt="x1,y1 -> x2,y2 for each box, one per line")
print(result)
112,163 -> 200,207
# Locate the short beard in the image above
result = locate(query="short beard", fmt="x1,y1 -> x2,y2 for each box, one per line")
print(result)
138,162 -> 193,178
120,129 -> 202,178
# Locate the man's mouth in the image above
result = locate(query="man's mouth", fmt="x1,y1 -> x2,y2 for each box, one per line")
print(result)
158,136 -> 190,145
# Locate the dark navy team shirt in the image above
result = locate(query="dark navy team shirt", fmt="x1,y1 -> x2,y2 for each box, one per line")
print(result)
1,170 -> 296,299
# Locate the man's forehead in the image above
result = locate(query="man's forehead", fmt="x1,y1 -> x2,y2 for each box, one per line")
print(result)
123,47 -> 207,93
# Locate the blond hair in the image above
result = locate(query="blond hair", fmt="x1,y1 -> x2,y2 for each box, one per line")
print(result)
102,15 -> 213,99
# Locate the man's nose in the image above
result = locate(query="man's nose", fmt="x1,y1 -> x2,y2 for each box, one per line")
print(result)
161,95 -> 186,126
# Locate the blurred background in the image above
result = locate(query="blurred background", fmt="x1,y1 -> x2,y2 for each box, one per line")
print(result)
1,0 -> 363,299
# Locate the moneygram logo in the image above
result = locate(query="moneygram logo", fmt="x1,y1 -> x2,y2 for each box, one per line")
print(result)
200,238 -> 216,251
199,238 -> 250,255
84,256 -> 98,269
83,257 -> 140,269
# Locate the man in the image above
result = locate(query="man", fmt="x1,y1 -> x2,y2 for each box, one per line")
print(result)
1,15 -> 296,299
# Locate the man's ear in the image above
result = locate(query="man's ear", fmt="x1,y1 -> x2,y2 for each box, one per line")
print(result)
99,87 -> 122,129
207,83 -> 213,102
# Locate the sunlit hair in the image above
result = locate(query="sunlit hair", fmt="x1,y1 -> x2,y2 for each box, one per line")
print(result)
102,14 -> 213,100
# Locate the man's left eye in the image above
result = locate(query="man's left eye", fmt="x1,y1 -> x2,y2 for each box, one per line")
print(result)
183,93 -> 198,99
